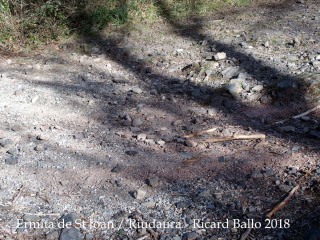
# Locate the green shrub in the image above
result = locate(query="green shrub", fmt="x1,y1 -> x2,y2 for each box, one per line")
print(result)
0,0 -> 254,50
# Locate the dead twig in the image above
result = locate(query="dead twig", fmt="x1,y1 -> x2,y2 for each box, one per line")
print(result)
12,185 -> 24,204
292,105 -> 320,119
184,127 -> 217,138
266,168 -> 316,218
240,228 -> 252,240
272,105 -> 320,125
204,134 -> 266,143
266,185 -> 300,219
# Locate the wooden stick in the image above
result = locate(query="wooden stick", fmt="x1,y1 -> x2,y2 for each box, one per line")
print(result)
240,228 -> 252,240
292,105 -> 320,119
204,134 -> 266,143
12,185 -> 24,204
266,185 -> 300,219
184,127 -> 217,138
272,105 -> 320,125
266,168 -> 316,219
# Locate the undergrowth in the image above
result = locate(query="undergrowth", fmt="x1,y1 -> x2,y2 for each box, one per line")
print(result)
0,0 -> 252,51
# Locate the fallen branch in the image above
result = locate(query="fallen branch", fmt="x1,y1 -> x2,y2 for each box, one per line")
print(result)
292,105 -> 320,119
266,168 -> 316,218
266,185 -> 300,219
272,105 -> 320,125
184,127 -> 217,139
204,134 -> 266,143
240,228 -> 252,240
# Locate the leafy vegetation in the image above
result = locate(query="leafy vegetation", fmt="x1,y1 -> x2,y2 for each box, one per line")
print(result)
0,0 -> 253,50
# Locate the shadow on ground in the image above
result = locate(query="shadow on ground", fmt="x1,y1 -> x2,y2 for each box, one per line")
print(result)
28,0 -> 320,239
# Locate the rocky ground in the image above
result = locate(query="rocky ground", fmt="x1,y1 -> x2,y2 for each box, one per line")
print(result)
0,0 -> 320,239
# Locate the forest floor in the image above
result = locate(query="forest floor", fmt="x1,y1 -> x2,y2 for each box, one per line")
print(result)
0,0 -> 319,239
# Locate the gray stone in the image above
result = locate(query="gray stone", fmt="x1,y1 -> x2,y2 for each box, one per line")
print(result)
73,133 -> 84,140
279,184 -> 292,193
213,192 -> 223,200
226,83 -> 243,95
60,227 -> 82,240
132,118 -> 143,127
23,214 -> 41,222
172,237 -> 182,240
172,119 -> 183,126
251,170 -> 263,179
125,150 -> 138,156
31,96 -> 39,103
185,139 -> 197,147
0,130 -> 4,139
156,140 -> 165,146
288,167 -> 298,174
238,72 -> 250,80
59,213 -> 79,225
248,206 -> 256,213
229,78 -> 243,84
147,176 -> 160,188
279,126 -> 296,133
312,61 -> 320,68
46,231 -> 60,240
144,139 -> 156,145
292,145 -> 301,151
36,134 -> 47,140
0,139 -> 15,149
137,133 -> 147,141
14,89 -> 23,96
111,164 -> 125,173
130,127 -> 141,133
85,233 -> 94,240
34,144 -> 45,151
150,89 -> 158,95
6,147 -> 18,155
205,54 -> 214,61
11,124 -> 24,132
222,66 -> 240,79
176,201 -> 190,209
214,52 -> 227,61
5,156 -> 18,165
131,87 -> 143,94
182,232 -> 200,240
197,189 -> 211,198
141,201 -> 156,208
265,169 -> 274,177
133,189 -> 146,200
251,85 -> 264,92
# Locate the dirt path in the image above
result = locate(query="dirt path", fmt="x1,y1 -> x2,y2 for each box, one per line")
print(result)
0,1 -> 319,239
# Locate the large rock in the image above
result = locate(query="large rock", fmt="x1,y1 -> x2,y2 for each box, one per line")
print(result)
222,66 -> 240,79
